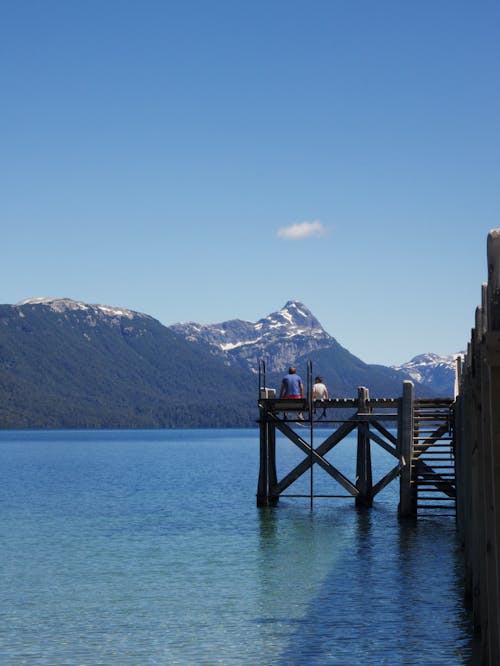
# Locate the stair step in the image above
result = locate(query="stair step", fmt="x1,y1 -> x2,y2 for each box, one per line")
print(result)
413,469 -> 455,474
413,412 -> 450,418
418,494 -> 456,498
412,400 -> 456,513
416,479 -> 456,485
417,476 -> 455,480
415,451 -> 452,466
412,463 -> 454,467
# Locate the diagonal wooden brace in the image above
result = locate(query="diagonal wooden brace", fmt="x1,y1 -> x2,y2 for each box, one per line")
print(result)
273,419 -> 358,496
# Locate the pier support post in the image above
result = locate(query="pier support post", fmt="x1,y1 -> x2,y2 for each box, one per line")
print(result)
355,387 -> 373,507
257,405 -> 278,507
398,381 -> 416,519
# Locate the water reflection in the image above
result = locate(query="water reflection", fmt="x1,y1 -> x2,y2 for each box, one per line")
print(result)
257,502 -> 479,665
258,506 -> 279,546
0,430 -> 480,665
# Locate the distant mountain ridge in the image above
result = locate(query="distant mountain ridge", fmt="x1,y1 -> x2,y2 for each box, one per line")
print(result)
16,296 -> 151,321
0,297 -> 256,428
0,297 -> 459,429
171,300 -> 332,372
392,352 -> 462,397
171,300 -> 459,396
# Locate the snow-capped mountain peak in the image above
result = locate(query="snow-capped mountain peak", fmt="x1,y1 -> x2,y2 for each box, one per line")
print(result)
256,300 -> 324,337
392,352 -> 464,393
171,301 -> 333,372
15,297 -> 149,321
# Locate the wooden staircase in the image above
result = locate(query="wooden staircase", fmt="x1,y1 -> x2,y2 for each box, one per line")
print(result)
412,398 -> 456,517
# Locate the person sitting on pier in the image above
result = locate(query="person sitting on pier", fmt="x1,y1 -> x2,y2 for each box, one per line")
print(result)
312,376 -> 329,418
280,366 -> 304,420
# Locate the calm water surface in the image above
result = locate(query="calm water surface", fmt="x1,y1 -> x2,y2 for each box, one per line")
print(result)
0,429 -> 479,665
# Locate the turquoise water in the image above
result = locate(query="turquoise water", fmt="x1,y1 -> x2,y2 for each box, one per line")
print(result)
0,429 -> 478,665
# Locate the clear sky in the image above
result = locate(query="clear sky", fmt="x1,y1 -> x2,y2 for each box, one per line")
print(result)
1,1 -> 499,365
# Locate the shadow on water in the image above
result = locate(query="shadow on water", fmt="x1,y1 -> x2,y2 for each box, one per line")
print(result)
257,504 -> 481,666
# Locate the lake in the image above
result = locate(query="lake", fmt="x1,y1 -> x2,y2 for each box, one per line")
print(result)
0,428 -> 479,664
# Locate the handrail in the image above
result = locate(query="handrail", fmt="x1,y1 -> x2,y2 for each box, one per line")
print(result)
258,359 -> 266,395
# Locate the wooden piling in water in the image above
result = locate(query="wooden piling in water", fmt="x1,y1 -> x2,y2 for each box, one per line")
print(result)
398,381 -> 416,519
256,404 -> 278,507
355,387 -> 373,507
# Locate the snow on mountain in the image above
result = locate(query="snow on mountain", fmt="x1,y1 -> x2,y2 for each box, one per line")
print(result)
392,352 -> 464,395
16,297 -> 150,321
171,300 -> 334,372
12,297 -> 461,396
172,301 -> 461,394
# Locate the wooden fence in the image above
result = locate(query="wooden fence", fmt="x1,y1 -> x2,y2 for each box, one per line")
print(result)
455,228 -> 500,665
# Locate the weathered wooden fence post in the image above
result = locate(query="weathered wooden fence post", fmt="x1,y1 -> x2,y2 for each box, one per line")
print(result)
485,230 -> 500,662
455,341 -> 475,610
398,380 -> 416,519
454,354 -> 462,399
473,305 -> 490,645
257,404 -> 278,507
355,386 -> 373,507
455,229 -> 500,664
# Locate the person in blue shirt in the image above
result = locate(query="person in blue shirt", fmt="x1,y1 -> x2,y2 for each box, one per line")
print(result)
279,366 -> 304,420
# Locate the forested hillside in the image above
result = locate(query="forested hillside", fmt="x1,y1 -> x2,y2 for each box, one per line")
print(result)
0,299 -> 256,428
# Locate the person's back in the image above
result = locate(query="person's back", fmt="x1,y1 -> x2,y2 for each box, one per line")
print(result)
312,379 -> 328,401
312,376 -> 329,418
280,366 -> 304,420
281,373 -> 302,397
280,367 -> 303,398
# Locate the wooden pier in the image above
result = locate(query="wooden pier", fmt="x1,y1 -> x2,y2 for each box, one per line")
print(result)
256,228 -> 500,664
257,363 -> 456,518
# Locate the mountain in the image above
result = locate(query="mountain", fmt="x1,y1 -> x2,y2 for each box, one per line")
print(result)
0,297 -> 458,430
171,300 -> 447,398
0,298 -> 256,429
171,300 -> 338,373
392,352 -> 463,397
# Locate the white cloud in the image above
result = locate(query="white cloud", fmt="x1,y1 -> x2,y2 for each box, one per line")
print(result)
276,220 -> 326,240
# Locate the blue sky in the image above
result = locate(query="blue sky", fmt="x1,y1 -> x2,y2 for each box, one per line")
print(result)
1,1 -> 499,365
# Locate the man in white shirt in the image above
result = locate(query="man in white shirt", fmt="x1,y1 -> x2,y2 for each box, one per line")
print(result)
312,376 -> 329,418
